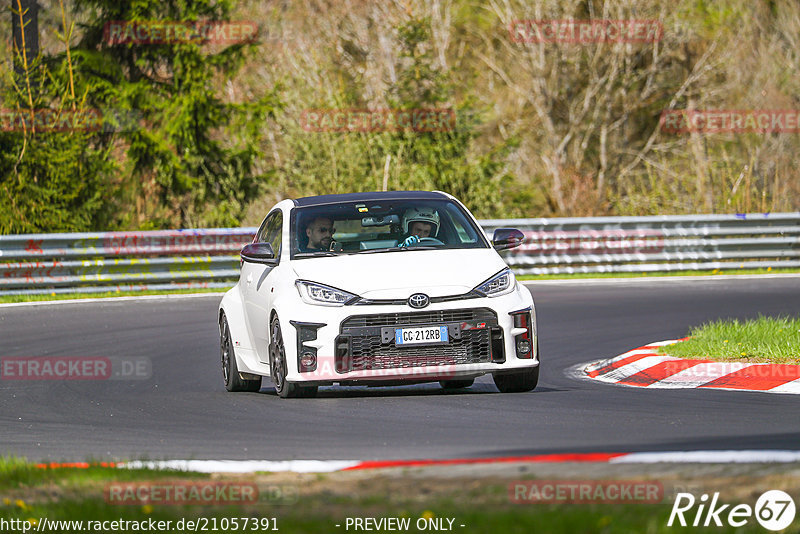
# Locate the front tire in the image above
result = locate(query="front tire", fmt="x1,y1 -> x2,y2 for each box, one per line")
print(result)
269,316 -> 318,399
493,366 -> 539,393
220,313 -> 261,392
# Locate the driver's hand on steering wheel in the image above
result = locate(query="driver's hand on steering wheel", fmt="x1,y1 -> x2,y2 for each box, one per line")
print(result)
399,235 -> 420,248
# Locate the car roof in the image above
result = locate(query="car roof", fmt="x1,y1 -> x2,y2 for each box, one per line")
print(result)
292,191 -> 450,207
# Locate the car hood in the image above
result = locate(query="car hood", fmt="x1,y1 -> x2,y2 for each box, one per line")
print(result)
291,248 -> 509,299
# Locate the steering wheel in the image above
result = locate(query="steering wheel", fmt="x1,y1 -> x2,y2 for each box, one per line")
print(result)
413,237 -> 444,246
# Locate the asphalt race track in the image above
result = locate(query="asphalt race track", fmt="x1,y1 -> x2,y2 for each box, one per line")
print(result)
1,277 -> 799,462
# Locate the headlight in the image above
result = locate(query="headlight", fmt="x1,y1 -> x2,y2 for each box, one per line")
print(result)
295,280 -> 358,306
473,268 -> 515,297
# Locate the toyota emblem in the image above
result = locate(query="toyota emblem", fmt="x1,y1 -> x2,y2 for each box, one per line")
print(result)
408,293 -> 430,309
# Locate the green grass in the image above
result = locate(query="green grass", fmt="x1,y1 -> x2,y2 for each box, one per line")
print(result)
660,316 -> 800,364
1,499 -> 749,534
0,456 -> 205,492
1,457 -> 795,533
0,466 -> 776,534
0,287 -> 230,304
518,267 -> 800,281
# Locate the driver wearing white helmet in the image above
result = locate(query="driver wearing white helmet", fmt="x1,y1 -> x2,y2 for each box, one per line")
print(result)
398,207 -> 440,247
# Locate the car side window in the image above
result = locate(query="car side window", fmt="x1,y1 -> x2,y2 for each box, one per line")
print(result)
255,210 -> 283,260
255,217 -> 270,243
445,204 -> 479,244
263,211 -> 283,260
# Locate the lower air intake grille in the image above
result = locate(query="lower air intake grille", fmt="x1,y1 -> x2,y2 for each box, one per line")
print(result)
336,308 -> 500,372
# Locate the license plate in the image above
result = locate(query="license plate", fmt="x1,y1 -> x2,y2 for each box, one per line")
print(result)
395,326 -> 449,346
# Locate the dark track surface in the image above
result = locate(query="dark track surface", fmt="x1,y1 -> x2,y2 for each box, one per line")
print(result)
1,278 -> 799,462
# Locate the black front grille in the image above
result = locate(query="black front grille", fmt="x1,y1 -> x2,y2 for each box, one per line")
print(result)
336,308 -> 501,372
342,308 -> 494,328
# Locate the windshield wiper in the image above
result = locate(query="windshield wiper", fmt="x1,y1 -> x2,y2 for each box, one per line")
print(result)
354,247 -> 404,254
356,246 -> 442,254
294,251 -> 340,258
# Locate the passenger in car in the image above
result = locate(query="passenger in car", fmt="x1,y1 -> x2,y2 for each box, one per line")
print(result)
398,207 -> 440,247
408,220 -> 434,238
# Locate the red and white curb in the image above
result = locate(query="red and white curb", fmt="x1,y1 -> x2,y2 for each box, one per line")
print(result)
35,451 -> 800,473
580,340 -> 800,394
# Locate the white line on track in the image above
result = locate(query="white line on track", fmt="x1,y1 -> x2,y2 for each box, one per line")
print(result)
120,460 -> 361,473
116,451 -> 800,473
611,450 -> 800,463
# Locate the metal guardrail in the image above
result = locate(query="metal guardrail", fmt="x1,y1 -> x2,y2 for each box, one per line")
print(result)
483,212 -> 800,275
1,213 -> 798,295
0,229 -> 255,296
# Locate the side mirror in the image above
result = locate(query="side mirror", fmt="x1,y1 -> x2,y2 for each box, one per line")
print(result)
492,228 -> 525,251
241,242 -> 276,264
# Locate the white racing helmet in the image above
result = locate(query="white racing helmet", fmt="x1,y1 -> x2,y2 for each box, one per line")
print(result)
402,207 -> 440,236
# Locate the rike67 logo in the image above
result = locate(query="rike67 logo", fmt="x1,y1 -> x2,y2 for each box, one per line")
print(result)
668,490 -> 796,531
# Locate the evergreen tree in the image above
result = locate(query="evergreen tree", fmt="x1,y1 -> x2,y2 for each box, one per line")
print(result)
1,0 -> 278,233
71,0 -> 279,228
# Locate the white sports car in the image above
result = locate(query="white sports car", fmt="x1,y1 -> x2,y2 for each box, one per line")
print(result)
218,191 -> 539,398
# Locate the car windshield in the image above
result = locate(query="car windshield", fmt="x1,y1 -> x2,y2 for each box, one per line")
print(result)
290,198 -> 488,258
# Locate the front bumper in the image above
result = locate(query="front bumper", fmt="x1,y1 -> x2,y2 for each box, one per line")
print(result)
335,307 -> 501,373
282,286 -> 537,384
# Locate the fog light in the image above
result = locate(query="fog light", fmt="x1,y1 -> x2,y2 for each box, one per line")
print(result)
291,320 -> 324,373
510,308 -> 534,359
300,352 -> 316,369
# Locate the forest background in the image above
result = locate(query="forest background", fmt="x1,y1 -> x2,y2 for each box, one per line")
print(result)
1,0 -> 798,233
